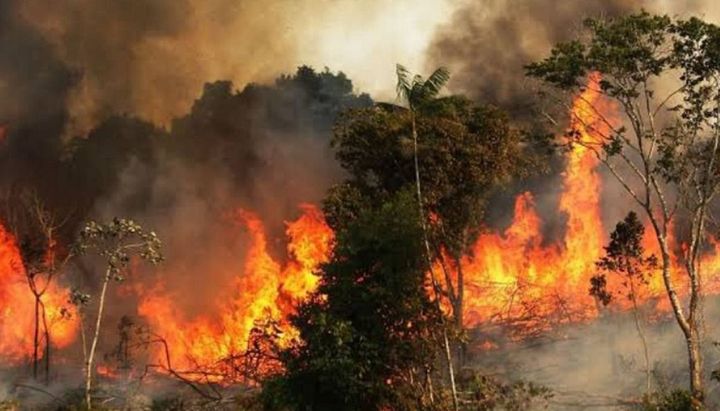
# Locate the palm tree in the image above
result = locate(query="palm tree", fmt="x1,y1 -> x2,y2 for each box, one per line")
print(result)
395,64 -> 458,411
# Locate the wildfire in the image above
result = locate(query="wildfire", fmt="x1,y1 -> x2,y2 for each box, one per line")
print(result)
137,204 -> 334,380
132,73 -> 636,378
447,73 -> 608,333
457,73 -> 720,336
127,73 -> 720,375
0,223 -> 77,363
6,73 -> 720,380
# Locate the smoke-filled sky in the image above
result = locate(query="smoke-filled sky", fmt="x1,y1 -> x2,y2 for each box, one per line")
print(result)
15,0 -> 452,135
4,0 -> 720,229
11,0 -> 720,137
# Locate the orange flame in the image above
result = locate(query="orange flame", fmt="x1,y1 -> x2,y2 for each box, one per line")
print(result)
96,363 -> 119,379
138,204 -> 334,381
0,222 -> 77,363
456,74 -> 611,333
137,73 -> 720,375
457,73 -> 720,336
134,73 -> 635,376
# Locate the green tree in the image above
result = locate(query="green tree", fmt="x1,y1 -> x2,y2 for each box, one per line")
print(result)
266,192 -> 443,411
73,218 -> 162,410
331,68 -> 536,325
327,68 -> 537,374
527,11 -> 720,407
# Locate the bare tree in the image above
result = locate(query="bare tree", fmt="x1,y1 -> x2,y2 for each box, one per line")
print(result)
73,218 -> 162,410
24,200 -> 66,383
1,190 -> 73,383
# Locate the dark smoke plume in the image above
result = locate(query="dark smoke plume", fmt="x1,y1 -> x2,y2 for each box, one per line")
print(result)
427,0 -> 635,118
425,0 -> 645,236
0,0 -> 373,382
0,0 -> 79,241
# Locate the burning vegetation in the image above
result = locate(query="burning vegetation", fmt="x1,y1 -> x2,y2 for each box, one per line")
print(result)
5,2 -> 720,411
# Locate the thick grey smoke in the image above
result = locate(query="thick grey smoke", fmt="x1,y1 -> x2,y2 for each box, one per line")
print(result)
426,0 -> 720,115
424,0 -> 643,239
0,0 -> 372,247
14,0 -> 439,137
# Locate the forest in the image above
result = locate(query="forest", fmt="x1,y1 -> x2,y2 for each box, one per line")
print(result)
3,1 -> 720,410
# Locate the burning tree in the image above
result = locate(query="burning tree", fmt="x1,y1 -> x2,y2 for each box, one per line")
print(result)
527,12 -> 720,407
393,65 -> 539,336
19,198 -> 71,384
0,190 -> 76,383
72,218 -> 162,410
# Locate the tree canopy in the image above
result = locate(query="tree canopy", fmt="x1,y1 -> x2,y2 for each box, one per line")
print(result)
327,96 -> 534,255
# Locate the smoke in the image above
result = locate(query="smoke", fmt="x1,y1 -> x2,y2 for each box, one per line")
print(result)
0,0 -> 372,392
467,297 -> 720,409
424,2 -> 720,405
12,0 -> 450,137
470,313 -> 689,408
425,0 -> 720,235
426,0 -> 720,115
426,0 -> 637,115
1,0 -> 375,252
0,0 -> 76,208
422,1 -> 641,241
16,0 -> 299,136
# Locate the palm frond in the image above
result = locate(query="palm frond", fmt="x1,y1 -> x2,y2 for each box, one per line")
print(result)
422,67 -> 450,98
396,64 -> 451,109
396,64 -> 412,104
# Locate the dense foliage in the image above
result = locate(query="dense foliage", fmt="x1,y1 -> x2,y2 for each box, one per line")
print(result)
266,191 -> 442,410
327,97 -> 533,250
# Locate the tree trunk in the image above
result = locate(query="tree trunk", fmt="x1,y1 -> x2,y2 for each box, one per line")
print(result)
453,255 -> 464,330
40,300 -> 51,384
424,364 -> 434,404
411,112 -> 459,411
688,325 -> 704,408
656,238 -> 704,407
85,269 -> 111,410
33,297 -> 39,380
453,255 -> 466,367
628,277 -> 651,395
